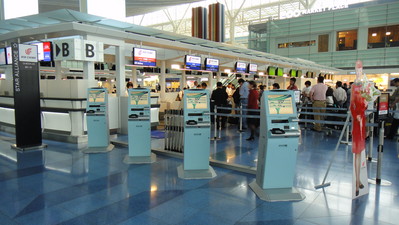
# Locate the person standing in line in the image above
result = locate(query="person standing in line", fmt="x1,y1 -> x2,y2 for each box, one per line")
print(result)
272,83 -> 280,90
211,82 -> 229,129
125,82 -> 134,96
246,81 -> 259,141
333,81 -> 348,108
302,81 -> 312,104
309,76 -> 328,132
287,78 -> 298,90
387,78 -> 399,139
238,78 -> 250,129
226,83 -> 234,97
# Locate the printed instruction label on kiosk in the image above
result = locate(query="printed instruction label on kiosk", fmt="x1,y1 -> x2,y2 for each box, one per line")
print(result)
250,90 -> 305,201
177,89 -> 216,179
124,88 -> 156,164
82,88 -> 114,153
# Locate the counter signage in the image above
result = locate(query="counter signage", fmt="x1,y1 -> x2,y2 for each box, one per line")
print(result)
5,47 -> 12,65
0,48 -> 5,65
32,42 -> 52,62
133,48 -> 156,67
235,62 -> 246,73
248,63 -> 257,73
268,94 -> 294,115
378,93 -> 389,116
53,39 -> 104,62
205,58 -> 219,72
185,55 -> 201,70
11,43 -> 42,148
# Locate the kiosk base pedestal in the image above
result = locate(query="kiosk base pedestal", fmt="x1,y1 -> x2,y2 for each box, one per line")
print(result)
249,181 -> 305,202
177,165 -> 217,180
11,144 -> 48,151
81,144 -> 114,154
123,153 -> 156,164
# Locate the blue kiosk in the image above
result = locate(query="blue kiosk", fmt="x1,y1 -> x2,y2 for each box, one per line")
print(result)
123,88 -> 156,164
177,89 -> 216,179
82,88 -> 114,153
249,90 -> 305,201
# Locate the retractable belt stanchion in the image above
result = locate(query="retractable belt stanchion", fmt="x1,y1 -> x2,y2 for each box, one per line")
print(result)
177,89 -> 216,179
238,103 -> 244,132
82,88 -> 114,153
250,90 -> 304,201
367,113 -> 375,161
124,88 -> 156,164
369,94 -> 391,186
211,105 -> 221,141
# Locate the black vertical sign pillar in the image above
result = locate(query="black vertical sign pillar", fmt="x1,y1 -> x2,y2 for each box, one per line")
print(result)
11,43 -> 42,149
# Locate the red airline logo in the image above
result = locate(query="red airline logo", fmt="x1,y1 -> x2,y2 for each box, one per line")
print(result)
25,48 -> 32,55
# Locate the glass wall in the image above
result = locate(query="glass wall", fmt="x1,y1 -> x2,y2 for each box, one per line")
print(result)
368,25 -> 399,49
337,30 -> 358,51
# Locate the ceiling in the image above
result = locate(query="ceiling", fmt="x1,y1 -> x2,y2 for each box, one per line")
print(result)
38,0 -> 202,17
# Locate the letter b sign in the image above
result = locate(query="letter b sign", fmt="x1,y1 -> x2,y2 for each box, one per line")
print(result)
85,44 -> 95,58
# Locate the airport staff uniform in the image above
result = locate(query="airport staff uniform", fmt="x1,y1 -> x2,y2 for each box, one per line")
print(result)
310,83 -> 328,131
333,87 -> 347,108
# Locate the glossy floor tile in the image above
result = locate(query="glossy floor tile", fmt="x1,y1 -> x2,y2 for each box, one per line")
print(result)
0,125 -> 398,225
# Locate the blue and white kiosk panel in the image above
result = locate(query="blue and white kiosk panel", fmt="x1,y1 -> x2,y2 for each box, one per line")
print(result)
183,89 -> 211,171
86,88 -> 109,148
127,88 -> 151,157
257,90 -> 300,189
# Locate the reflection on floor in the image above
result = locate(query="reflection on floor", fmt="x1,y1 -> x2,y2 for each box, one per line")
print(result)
0,126 -> 398,225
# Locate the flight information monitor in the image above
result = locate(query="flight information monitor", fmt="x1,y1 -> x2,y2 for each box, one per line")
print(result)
248,63 -> 258,73
186,92 -> 208,109
185,55 -> 201,70
235,62 -> 246,73
88,89 -> 106,103
267,94 -> 294,115
129,90 -> 149,106
205,58 -> 219,72
133,48 -> 156,67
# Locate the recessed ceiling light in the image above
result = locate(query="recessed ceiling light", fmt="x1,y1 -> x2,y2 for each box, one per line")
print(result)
372,33 -> 377,37
386,32 -> 391,35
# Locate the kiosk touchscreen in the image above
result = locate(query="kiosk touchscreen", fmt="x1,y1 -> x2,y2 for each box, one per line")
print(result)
124,88 -> 156,164
249,90 -> 304,201
83,88 -> 114,153
177,89 -> 216,179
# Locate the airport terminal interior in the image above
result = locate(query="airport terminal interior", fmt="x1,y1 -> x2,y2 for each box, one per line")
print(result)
0,0 -> 399,224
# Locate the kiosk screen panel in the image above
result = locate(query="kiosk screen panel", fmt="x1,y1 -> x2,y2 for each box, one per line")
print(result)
129,90 -> 149,106
186,92 -> 208,109
88,90 -> 106,103
268,94 -> 294,115
133,48 -> 156,66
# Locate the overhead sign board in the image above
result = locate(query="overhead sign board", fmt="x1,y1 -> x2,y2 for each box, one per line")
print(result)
53,39 -> 104,62
133,48 -> 156,67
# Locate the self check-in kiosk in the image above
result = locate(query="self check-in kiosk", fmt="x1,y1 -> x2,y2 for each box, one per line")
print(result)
82,88 -> 114,153
249,90 -> 304,201
177,89 -> 216,179
123,88 -> 156,164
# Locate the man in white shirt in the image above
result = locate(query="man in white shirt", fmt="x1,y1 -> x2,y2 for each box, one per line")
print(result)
238,78 -> 249,129
333,81 -> 347,108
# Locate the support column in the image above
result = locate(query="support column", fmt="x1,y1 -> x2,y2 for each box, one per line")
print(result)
132,67 -> 137,88
79,0 -> 88,13
160,60 -> 166,101
115,45 -> 125,97
54,61 -> 62,80
83,61 -> 95,89
181,70 -> 186,90
0,0 -> 5,20
357,27 -> 368,50
208,72 -> 214,91
216,71 -> 221,81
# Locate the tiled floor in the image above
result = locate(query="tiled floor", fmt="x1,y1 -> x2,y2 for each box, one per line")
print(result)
0,124 -> 398,225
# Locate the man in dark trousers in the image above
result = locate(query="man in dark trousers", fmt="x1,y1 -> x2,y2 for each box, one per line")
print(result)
211,82 -> 229,128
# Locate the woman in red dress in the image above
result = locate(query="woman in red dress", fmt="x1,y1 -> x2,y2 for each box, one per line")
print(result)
247,81 -> 259,141
350,82 -> 367,196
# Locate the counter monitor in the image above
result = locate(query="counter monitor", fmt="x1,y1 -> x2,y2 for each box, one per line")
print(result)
235,62 -> 247,73
133,48 -> 156,67
205,58 -> 219,72
186,92 -> 208,109
268,94 -> 294,115
185,55 -> 201,70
